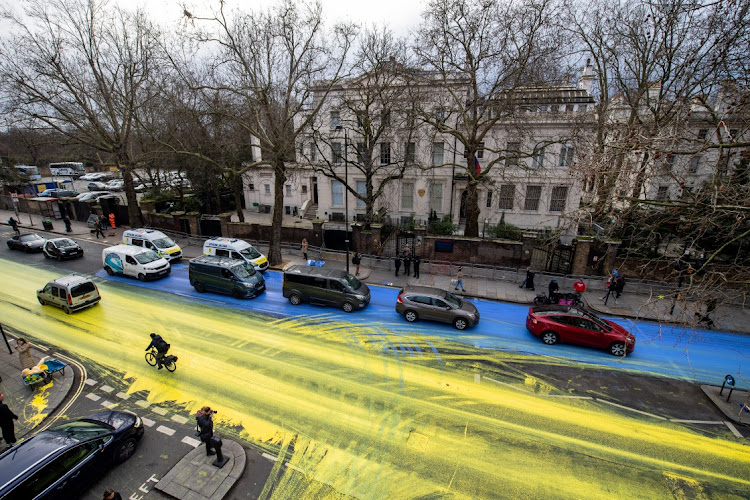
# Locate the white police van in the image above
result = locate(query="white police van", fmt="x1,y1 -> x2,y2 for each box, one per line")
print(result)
122,228 -> 182,262
202,237 -> 268,271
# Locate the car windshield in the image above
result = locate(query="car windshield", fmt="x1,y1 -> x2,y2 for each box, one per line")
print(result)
20,234 -> 42,242
48,419 -> 113,438
571,307 -> 612,331
152,237 -> 176,249
57,239 -> 76,248
343,274 -> 361,290
238,246 -> 262,259
233,264 -> 256,278
442,291 -> 462,307
134,250 -> 162,264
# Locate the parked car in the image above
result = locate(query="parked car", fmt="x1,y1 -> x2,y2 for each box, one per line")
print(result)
133,182 -> 147,193
43,237 -> 84,260
38,188 -> 79,198
37,274 -> 101,314
395,286 -> 480,330
79,173 -> 99,181
88,181 -> 109,191
77,191 -> 110,202
106,179 -> 124,191
0,410 -> 144,499
7,233 -> 46,252
525,304 -> 636,356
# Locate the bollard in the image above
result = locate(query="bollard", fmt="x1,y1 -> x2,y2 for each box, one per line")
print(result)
720,374 -> 735,402
210,436 -> 229,468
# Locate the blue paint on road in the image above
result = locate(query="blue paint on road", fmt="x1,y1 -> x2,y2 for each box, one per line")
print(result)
96,264 -> 748,384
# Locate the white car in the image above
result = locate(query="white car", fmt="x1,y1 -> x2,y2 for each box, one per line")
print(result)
106,180 -> 124,191
77,191 -> 110,202
79,173 -> 99,181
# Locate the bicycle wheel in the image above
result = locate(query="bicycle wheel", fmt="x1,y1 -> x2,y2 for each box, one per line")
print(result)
164,359 -> 177,372
145,351 -> 157,366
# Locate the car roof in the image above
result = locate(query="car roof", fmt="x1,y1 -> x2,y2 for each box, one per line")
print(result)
104,245 -> 155,256
285,264 -> 348,278
48,274 -> 93,286
0,432 -> 76,489
191,255 -> 246,268
401,286 -> 446,296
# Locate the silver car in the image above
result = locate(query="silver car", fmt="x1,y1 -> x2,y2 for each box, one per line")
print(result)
395,286 -> 480,330
37,275 -> 101,314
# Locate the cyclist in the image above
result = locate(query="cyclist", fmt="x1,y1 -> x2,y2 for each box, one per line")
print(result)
145,333 -> 170,370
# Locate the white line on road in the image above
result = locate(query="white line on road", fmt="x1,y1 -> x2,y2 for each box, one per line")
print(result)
262,453 -> 278,462
100,400 -> 116,408
156,425 -> 176,436
182,436 -> 202,447
100,385 -> 114,393
85,379 -> 98,386
86,393 -> 101,401
596,399 -> 667,420
725,421 -> 743,438
135,400 -> 150,408
115,392 -> 130,400
142,417 -> 156,427
171,415 -> 189,425
670,419 -> 725,424
152,407 -> 168,416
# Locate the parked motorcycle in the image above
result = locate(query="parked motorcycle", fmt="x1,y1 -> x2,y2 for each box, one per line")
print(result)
533,292 -> 584,308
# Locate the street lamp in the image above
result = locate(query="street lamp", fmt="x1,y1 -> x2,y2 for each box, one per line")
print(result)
336,125 -> 350,273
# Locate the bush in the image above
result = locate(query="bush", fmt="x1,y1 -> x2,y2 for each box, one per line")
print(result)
428,213 -> 456,236
489,221 -> 522,241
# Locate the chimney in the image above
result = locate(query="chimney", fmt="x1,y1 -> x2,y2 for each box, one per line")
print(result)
578,59 -> 595,93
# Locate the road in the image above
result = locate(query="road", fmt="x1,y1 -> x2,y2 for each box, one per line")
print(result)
1,234 -> 750,499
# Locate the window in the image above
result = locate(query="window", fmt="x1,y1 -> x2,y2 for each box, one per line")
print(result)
524,185 -> 542,211
566,104 -> 575,113
463,142 -> 485,159
332,180 -> 343,206
698,129 -> 708,140
311,142 -> 317,161
401,182 -> 414,210
662,155 -> 675,172
429,183 -> 443,212
656,186 -> 669,200
356,143 -> 366,163
356,181 -> 366,208
689,156 -> 700,174
264,184 -> 271,195
285,185 -> 292,196
330,111 -> 341,129
332,142 -> 343,165
432,142 -> 444,166
532,145 -> 545,168
549,186 -> 569,212
559,145 -> 574,167
435,107 -> 446,124
248,183 -> 255,191
216,249 -> 230,257
380,142 -> 391,164
506,142 -> 521,167
405,142 -> 415,164
498,184 -> 514,210
302,185 -> 308,194
486,190 -> 493,208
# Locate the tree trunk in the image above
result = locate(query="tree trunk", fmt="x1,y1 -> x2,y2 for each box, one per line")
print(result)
233,173 -> 245,222
268,161 -> 286,266
463,179 -> 480,237
121,165 -> 143,228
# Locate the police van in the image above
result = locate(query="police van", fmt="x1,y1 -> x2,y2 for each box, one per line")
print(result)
202,237 -> 268,271
102,245 -> 171,281
122,228 -> 182,262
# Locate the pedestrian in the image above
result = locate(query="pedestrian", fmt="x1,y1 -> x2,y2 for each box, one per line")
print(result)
601,273 -> 617,304
519,266 -> 535,290
0,393 -> 19,447
454,266 -> 466,292
8,217 -> 19,235
16,338 -> 35,370
413,255 -> 421,278
195,406 -> 216,456
573,277 -> 586,300
301,238 -> 308,261
109,212 -> 116,229
613,272 -> 625,298
548,278 -> 559,301
352,252 -> 362,276
394,256 -> 402,276
63,215 -> 72,233
94,218 -> 104,239
403,252 -> 411,277
103,488 -> 123,500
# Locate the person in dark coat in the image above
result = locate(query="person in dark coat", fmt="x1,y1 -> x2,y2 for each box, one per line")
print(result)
548,278 -> 559,301
403,253 -> 411,276
413,255 -> 421,278
94,218 -> 104,238
8,217 -> 19,235
103,488 -> 123,500
519,267 -> 535,290
196,406 -> 216,456
613,273 -> 625,298
63,215 -> 72,233
0,393 -> 19,446
394,256 -> 402,276
145,333 -> 170,369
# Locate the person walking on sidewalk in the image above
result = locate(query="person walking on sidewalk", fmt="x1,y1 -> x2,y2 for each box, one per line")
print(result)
0,393 -> 19,447
94,218 -> 105,239
548,278 -> 559,302
196,406 -> 216,456
601,273 -> 617,304
454,267 -> 466,292
394,256 -> 402,276
16,338 -> 35,370
573,277 -> 586,301
63,215 -> 72,233
352,252 -> 362,276
413,255 -> 421,278
103,488 -> 123,500
8,217 -> 19,235
519,267 -> 535,291
301,238 -> 308,261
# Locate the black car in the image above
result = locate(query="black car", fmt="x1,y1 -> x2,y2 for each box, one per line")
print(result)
7,233 -> 46,252
0,410 -> 144,499
43,237 -> 84,260
38,188 -> 79,198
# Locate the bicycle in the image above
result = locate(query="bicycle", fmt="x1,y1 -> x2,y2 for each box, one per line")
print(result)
145,347 -> 178,372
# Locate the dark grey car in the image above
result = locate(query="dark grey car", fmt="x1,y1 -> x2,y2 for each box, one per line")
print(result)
395,286 -> 480,330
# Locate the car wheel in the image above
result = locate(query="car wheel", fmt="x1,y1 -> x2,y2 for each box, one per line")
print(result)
105,266 -> 114,276
56,254 -> 63,261
609,342 -> 627,356
62,305 -> 71,315
137,273 -> 146,282
194,282 -> 205,293
342,301 -> 354,313
232,289 -> 243,299
453,318 -> 468,330
38,296 -> 45,305
533,296 -> 544,305
116,438 -> 137,463
43,251 -> 50,259
404,310 -> 418,322
289,293 -> 302,305
540,331 -> 559,345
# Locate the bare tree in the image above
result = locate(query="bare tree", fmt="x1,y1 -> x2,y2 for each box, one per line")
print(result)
182,0 -> 354,265
0,0 -> 161,226
413,0 -> 568,237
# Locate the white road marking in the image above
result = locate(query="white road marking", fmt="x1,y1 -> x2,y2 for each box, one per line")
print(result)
156,425 -> 176,436
86,393 -> 101,401
142,417 -> 156,427
85,379 -> 98,386
725,421 -> 743,438
152,407 -> 168,416
262,453 -> 278,462
100,385 -> 114,393
100,400 -> 116,408
116,392 -> 130,400
135,400 -> 150,408
171,415 -> 189,425
670,419 -> 725,424
182,436 -> 202,447
596,399 -> 667,420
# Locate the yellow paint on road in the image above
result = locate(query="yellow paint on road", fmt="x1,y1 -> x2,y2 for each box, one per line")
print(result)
1,258 -> 749,499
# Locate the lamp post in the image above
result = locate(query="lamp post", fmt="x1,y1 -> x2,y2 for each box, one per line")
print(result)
336,125 -> 350,273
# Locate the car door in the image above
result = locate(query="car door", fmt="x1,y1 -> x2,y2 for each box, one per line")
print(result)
41,439 -> 107,498
326,279 -> 345,306
410,295 -> 437,321
124,255 -> 139,277
44,241 -> 56,258
430,297 -> 453,324
559,316 -> 601,347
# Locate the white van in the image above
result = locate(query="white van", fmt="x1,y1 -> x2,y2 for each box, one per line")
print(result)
122,228 -> 182,261
102,245 -> 171,281
202,237 -> 268,271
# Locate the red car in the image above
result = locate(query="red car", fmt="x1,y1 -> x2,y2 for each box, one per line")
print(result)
526,305 -> 635,356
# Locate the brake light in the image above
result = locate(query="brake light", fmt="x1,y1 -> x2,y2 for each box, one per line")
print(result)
67,294 -> 73,304
397,292 -> 405,304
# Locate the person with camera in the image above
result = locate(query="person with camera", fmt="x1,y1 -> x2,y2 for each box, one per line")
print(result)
145,333 -> 170,370
196,406 -> 217,456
